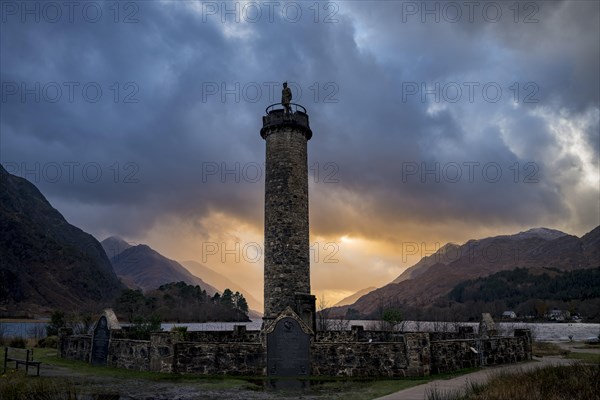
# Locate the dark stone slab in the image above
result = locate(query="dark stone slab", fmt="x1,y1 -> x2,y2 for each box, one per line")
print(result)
91,316 -> 110,365
267,316 -> 310,390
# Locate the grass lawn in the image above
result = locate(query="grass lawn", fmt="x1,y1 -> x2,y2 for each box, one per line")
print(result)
566,352 -> 600,363
580,342 -> 600,349
532,341 -> 569,357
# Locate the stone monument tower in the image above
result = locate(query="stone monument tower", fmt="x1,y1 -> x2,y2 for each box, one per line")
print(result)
261,102 -> 316,330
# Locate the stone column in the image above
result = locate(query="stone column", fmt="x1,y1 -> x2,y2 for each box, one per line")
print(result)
261,107 -> 315,329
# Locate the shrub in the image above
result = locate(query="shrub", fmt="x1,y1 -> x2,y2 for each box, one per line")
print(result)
37,336 -> 58,348
126,315 -> 163,340
0,323 -> 6,346
170,326 -> 188,340
8,337 -> 27,349
46,311 -> 66,336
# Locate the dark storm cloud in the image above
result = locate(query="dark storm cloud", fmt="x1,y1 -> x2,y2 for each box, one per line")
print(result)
1,0 -> 598,242
1,1 -> 265,235
306,0 -> 599,238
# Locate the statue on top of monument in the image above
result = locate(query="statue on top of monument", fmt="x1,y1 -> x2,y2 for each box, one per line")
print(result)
281,82 -> 292,115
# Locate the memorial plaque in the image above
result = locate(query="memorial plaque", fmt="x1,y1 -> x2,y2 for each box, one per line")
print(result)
267,316 -> 310,390
91,316 -> 110,365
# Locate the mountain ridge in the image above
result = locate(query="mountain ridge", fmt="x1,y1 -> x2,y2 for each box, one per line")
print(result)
101,236 -> 133,260
101,238 -> 263,317
107,243 -> 219,295
333,287 -> 378,307
0,165 -> 123,315
328,226 -> 600,318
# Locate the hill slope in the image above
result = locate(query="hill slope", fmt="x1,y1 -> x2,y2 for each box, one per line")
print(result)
328,226 -> 600,318
101,236 -> 132,260
447,266 -> 600,320
449,267 -> 600,304
181,260 -> 263,312
334,287 -> 377,307
392,243 -> 461,284
0,165 -> 123,315
109,244 -> 219,295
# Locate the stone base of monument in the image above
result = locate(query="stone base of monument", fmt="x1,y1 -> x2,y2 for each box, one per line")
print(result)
264,307 -> 312,391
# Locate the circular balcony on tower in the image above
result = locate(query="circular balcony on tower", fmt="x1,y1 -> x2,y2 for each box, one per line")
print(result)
260,103 -> 313,140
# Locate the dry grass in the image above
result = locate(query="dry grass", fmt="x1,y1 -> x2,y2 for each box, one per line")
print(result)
0,336 -> 38,349
427,363 -> 600,400
0,370 -> 80,400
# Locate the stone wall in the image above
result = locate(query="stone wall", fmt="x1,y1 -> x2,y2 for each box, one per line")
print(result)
175,342 -> 265,375
109,339 -> 150,371
310,332 -> 431,377
59,334 -> 91,362
481,336 -> 530,365
311,342 -> 409,377
405,333 -> 431,376
431,336 -> 531,373
59,330 -> 265,375
183,330 -> 261,343
59,329 -> 531,378
430,339 -> 479,373
429,327 -> 476,341
149,332 -> 178,373
112,328 -> 261,344
315,326 -> 405,343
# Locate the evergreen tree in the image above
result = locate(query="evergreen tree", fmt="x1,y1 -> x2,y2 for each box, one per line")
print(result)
212,292 -> 221,303
221,289 -> 234,308
235,292 -> 249,313
238,297 -> 249,313
46,310 -> 66,336
115,289 -> 145,322
382,308 -> 403,331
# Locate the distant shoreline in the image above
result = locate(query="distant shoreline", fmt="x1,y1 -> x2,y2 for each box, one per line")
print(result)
0,318 -> 48,323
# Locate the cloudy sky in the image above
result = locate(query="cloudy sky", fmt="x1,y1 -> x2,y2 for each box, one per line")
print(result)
2,0 -> 599,306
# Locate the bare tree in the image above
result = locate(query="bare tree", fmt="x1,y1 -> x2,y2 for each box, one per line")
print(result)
397,319 -> 408,332
331,316 -> 350,331
414,320 -> 423,332
316,294 -> 331,331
